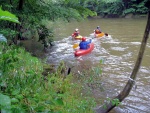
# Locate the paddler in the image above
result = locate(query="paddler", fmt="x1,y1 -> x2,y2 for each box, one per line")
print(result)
79,37 -> 92,50
72,28 -> 80,37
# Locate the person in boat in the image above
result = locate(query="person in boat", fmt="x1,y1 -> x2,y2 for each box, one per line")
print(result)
72,28 -> 80,37
79,37 -> 92,50
94,26 -> 101,34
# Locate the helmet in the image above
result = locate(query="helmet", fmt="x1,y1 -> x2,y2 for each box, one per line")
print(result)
82,37 -> 86,41
75,28 -> 79,31
97,26 -> 100,29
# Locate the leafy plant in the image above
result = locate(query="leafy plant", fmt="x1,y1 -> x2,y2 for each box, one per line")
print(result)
111,99 -> 121,106
103,98 -> 121,110
123,0 -> 148,15
0,34 -> 7,43
0,7 -> 19,23
135,0 -> 148,14
0,93 -> 11,113
0,43 -> 97,113
97,1 -> 124,16
0,7 -> 20,44
123,8 -> 136,15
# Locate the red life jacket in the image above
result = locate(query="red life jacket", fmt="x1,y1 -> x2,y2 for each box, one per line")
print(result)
95,29 -> 101,34
73,31 -> 79,37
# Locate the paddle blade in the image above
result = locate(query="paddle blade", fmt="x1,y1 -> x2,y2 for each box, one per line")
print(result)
73,43 -> 79,49
105,33 -> 108,36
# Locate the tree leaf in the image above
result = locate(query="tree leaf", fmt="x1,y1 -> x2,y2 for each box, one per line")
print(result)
0,7 -> 20,24
55,98 -> 64,105
0,93 -> 11,106
11,98 -> 19,103
11,90 -> 20,96
0,34 -> 7,43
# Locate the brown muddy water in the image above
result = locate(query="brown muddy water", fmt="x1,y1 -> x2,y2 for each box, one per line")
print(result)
25,18 -> 150,113
46,18 -> 150,113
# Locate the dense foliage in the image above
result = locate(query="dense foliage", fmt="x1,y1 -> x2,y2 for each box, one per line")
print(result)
0,0 -> 149,47
0,43 -> 97,112
0,6 -> 97,113
0,0 -> 96,47
83,0 -> 149,17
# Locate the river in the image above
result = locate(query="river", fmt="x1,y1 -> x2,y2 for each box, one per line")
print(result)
27,18 -> 150,113
47,17 -> 150,113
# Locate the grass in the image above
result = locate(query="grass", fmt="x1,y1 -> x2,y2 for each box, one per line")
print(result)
0,43 -> 97,113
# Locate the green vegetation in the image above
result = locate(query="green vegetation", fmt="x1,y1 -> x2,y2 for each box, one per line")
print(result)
0,0 -> 148,48
0,0 -> 96,48
0,0 -> 148,47
0,7 -> 19,24
0,43 -> 97,112
83,0 -> 149,17
0,6 -> 98,113
0,0 -> 149,112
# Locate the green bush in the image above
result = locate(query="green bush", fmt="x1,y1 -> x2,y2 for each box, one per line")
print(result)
0,43 -> 96,113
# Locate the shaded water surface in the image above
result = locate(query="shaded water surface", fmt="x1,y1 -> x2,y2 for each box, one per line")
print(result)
46,18 -> 150,113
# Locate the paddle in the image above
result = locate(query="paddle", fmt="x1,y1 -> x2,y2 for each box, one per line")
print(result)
73,43 -> 79,49
105,33 -> 108,36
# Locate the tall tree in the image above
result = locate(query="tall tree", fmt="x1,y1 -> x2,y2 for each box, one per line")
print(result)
10,0 -> 12,4
18,0 -> 24,10
122,0 -> 130,9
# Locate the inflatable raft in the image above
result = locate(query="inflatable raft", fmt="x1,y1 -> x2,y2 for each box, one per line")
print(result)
72,34 -> 82,40
74,43 -> 94,57
90,32 -> 105,38
95,32 -> 105,38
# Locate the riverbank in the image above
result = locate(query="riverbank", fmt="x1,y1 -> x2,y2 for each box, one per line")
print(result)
89,13 -> 148,19
0,43 -> 97,113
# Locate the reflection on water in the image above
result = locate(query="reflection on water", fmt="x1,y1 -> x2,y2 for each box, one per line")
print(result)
46,18 -> 150,113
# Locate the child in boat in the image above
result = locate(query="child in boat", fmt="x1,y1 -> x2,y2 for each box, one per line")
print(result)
94,26 -> 101,34
79,37 -> 92,50
72,28 -> 80,37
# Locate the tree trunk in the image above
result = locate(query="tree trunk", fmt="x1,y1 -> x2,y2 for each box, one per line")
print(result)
18,0 -> 24,10
10,0 -> 12,4
94,11 -> 150,113
122,0 -> 130,9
